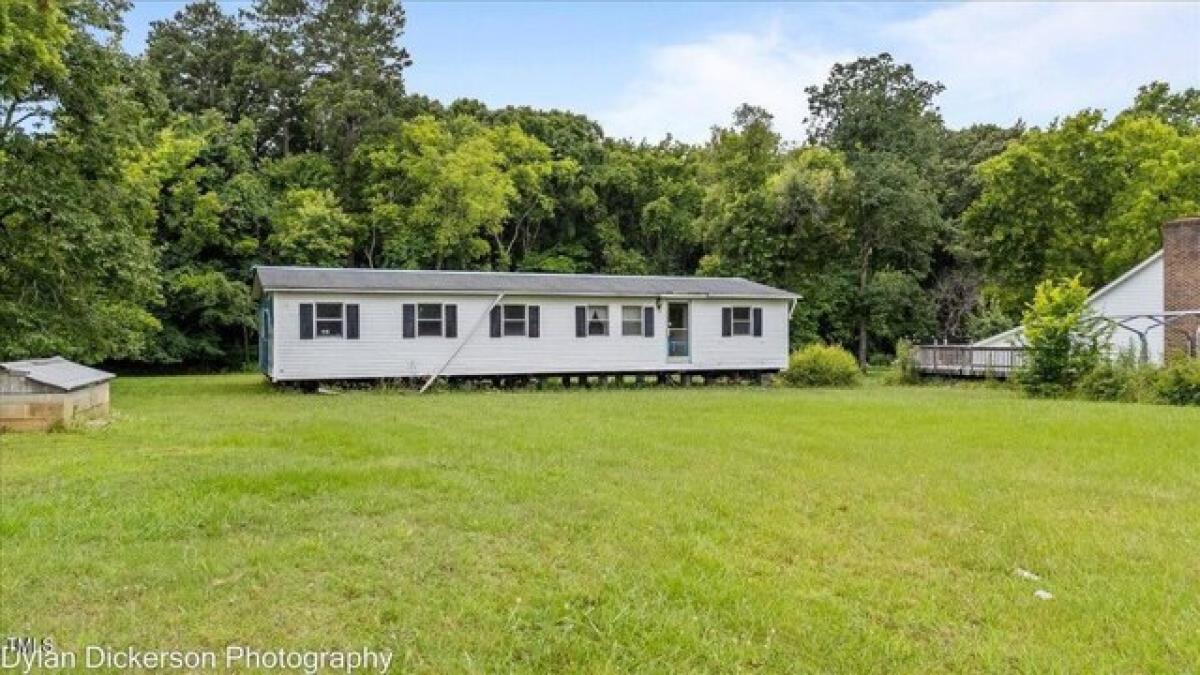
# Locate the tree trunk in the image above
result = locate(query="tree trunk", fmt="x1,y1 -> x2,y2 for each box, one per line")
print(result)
857,245 -> 873,368
857,322 -> 869,369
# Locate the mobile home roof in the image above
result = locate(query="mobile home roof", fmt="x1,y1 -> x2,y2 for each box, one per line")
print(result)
254,266 -> 799,300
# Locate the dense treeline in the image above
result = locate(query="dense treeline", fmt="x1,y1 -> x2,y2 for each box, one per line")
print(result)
2,0 -> 1197,367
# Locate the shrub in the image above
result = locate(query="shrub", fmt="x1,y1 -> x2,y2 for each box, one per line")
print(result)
1156,358 -> 1200,406
1019,276 -> 1110,397
1077,352 -> 1160,403
884,339 -> 921,385
780,344 -> 861,387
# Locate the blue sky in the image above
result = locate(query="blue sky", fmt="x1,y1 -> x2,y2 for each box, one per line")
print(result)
123,1 -> 1200,143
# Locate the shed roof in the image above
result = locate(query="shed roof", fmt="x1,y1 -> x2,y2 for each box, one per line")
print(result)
254,266 -> 799,300
1,357 -> 115,392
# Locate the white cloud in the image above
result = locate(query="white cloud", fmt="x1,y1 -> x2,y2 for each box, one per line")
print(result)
884,1 -> 1200,128
598,2 -> 1199,142
597,27 -> 849,143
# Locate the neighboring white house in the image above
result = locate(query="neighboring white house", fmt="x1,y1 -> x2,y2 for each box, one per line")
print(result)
973,214 -> 1200,363
252,267 -> 798,383
974,250 -> 1170,362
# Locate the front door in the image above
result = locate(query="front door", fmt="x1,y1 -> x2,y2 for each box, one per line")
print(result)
258,303 -> 272,375
667,302 -> 690,360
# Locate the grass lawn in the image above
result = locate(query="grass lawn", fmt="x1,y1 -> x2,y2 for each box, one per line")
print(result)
2,374 -> 1198,672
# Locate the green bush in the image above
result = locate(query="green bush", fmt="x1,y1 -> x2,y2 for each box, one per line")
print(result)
1156,358 -> 1200,406
1077,353 -> 1160,403
884,339 -> 921,385
780,344 -> 862,387
1019,276 -> 1109,397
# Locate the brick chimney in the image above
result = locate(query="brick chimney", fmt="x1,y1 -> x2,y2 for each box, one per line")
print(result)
1163,217 -> 1200,360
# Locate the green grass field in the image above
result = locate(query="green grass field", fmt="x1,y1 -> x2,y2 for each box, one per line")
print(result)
2,374 -> 1198,672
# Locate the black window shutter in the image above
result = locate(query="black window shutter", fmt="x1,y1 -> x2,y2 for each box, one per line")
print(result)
722,307 -> 732,337
575,306 -> 586,337
490,305 -> 502,338
445,304 -> 458,338
643,307 -> 654,337
753,307 -> 763,337
402,304 -> 415,338
300,303 -> 314,340
529,306 -> 540,338
346,304 -> 360,339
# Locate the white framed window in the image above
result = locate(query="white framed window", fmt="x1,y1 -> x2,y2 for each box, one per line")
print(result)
587,305 -> 609,336
731,307 -> 752,336
315,303 -> 344,337
621,306 -> 644,336
503,304 -> 527,336
417,303 -> 443,337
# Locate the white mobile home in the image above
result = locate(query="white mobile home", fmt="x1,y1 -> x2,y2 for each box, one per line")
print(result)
252,267 -> 798,383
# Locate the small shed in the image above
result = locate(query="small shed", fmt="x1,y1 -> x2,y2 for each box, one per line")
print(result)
0,357 -> 114,431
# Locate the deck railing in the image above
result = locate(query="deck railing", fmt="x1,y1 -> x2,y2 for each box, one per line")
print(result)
913,345 -> 1025,378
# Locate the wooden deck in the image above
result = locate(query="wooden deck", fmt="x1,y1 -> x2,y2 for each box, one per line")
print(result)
913,345 -> 1025,379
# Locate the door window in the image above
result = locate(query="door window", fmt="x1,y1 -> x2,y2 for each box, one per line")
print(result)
668,303 -> 689,358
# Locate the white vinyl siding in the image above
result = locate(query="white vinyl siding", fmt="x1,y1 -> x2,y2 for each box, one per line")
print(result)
974,253 -> 1166,363
1088,254 -> 1166,362
267,293 -> 790,381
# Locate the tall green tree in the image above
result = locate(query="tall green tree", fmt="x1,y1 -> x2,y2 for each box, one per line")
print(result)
698,107 -> 873,347
1,0 -> 164,363
928,123 -> 1023,337
129,113 -> 268,363
697,105 -> 785,281
804,55 -> 945,363
357,114 -> 563,269
585,139 -> 702,275
1,134 -> 163,362
964,103 -> 1200,317
767,147 -> 858,345
805,52 -> 945,170
144,0 -> 266,122
844,153 -> 941,360
0,0 -> 71,139
268,188 -> 356,266
1120,81 -> 1199,133
301,0 -> 410,167
243,0 -> 410,166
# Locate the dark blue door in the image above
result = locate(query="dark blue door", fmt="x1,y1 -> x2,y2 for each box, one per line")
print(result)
258,299 -> 273,374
